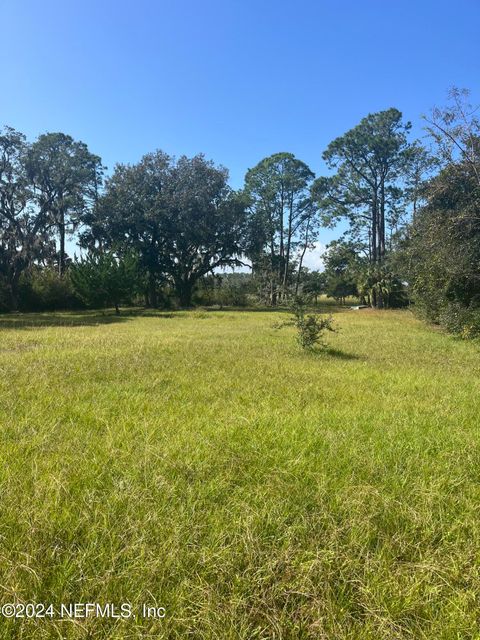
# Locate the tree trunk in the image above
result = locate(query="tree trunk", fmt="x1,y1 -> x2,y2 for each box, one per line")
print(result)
295,218 -> 310,297
379,180 -> 386,262
9,283 -> 19,312
371,195 -> 381,309
115,302 -> 120,315
177,279 -> 193,307
279,183 -> 285,295
59,209 -> 66,277
269,236 -> 277,306
148,272 -> 158,308
270,281 -> 277,306
371,198 -> 377,265
282,199 -> 294,301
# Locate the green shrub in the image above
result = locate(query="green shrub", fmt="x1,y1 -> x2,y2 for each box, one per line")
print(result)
439,303 -> 480,339
292,300 -> 336,350
0,276 -> 11,311
70,251 -> 140,314
276,298 -> 337,350
17,268 -> 83,311
193,274 -> 252,307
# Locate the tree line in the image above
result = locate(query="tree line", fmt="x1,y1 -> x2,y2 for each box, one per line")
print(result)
1,88 -> 479,335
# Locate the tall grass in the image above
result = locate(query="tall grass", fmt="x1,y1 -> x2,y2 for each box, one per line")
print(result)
0,309 -> 479,638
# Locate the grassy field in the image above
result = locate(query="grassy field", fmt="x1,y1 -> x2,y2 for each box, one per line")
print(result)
1,307 -> 480,639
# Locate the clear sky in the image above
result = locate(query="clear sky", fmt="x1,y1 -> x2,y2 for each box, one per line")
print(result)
2,0 -> 479,266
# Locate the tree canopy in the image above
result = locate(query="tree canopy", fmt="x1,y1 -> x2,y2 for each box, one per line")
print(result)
85,152 -> 248,306
312,108 -> 412,306
244,152 -> 317,304
1,88 -> 479,337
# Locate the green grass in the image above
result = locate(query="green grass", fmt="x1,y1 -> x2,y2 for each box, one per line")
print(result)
1,308 -> 480,639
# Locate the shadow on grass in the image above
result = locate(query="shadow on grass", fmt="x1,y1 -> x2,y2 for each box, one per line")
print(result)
320,346 -> 362,360
0,304 -> 359,331
0,312 -> 132,330
197,304 -> 354,314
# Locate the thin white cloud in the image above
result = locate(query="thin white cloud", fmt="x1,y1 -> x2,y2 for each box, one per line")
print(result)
300,241 -> 326,272
219,244 -> 327,274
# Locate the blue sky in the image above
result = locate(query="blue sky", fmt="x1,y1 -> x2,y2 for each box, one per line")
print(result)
1,0 -> 479,266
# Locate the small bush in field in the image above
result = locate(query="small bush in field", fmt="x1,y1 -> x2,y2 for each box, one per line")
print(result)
276,298 -> 337,350
295,311 -> 336,349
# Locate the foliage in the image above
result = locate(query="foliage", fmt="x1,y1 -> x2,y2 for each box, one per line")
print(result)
277,297 -> 336,350
194,272 -> 253,307
18,267 -> 82,311
322,241 -> 360,303
407,162 -> 480,330
294,307 -> 336,350
312,109 -> 413,307
356,264 -> 409,308
25,132 -> 103,276
0,90 -> 478,318
162,156 -> 247,306
438,303 -> 480,339
403,141 -> 438,219
321,240 -> 409,308
403,89 -> 480,336
216,273 -> 253,306
86,152 -> 247,307
244,152 -> 317,304
70,251 -> 140,313
300,269 -> 327,303
0,126 -> 53,310
425,87 -> 480,185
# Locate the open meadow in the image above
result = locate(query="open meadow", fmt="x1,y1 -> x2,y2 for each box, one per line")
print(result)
1,308 -> 480,639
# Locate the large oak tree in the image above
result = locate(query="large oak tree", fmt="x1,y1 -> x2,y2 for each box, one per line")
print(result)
84,152 -> 247,306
